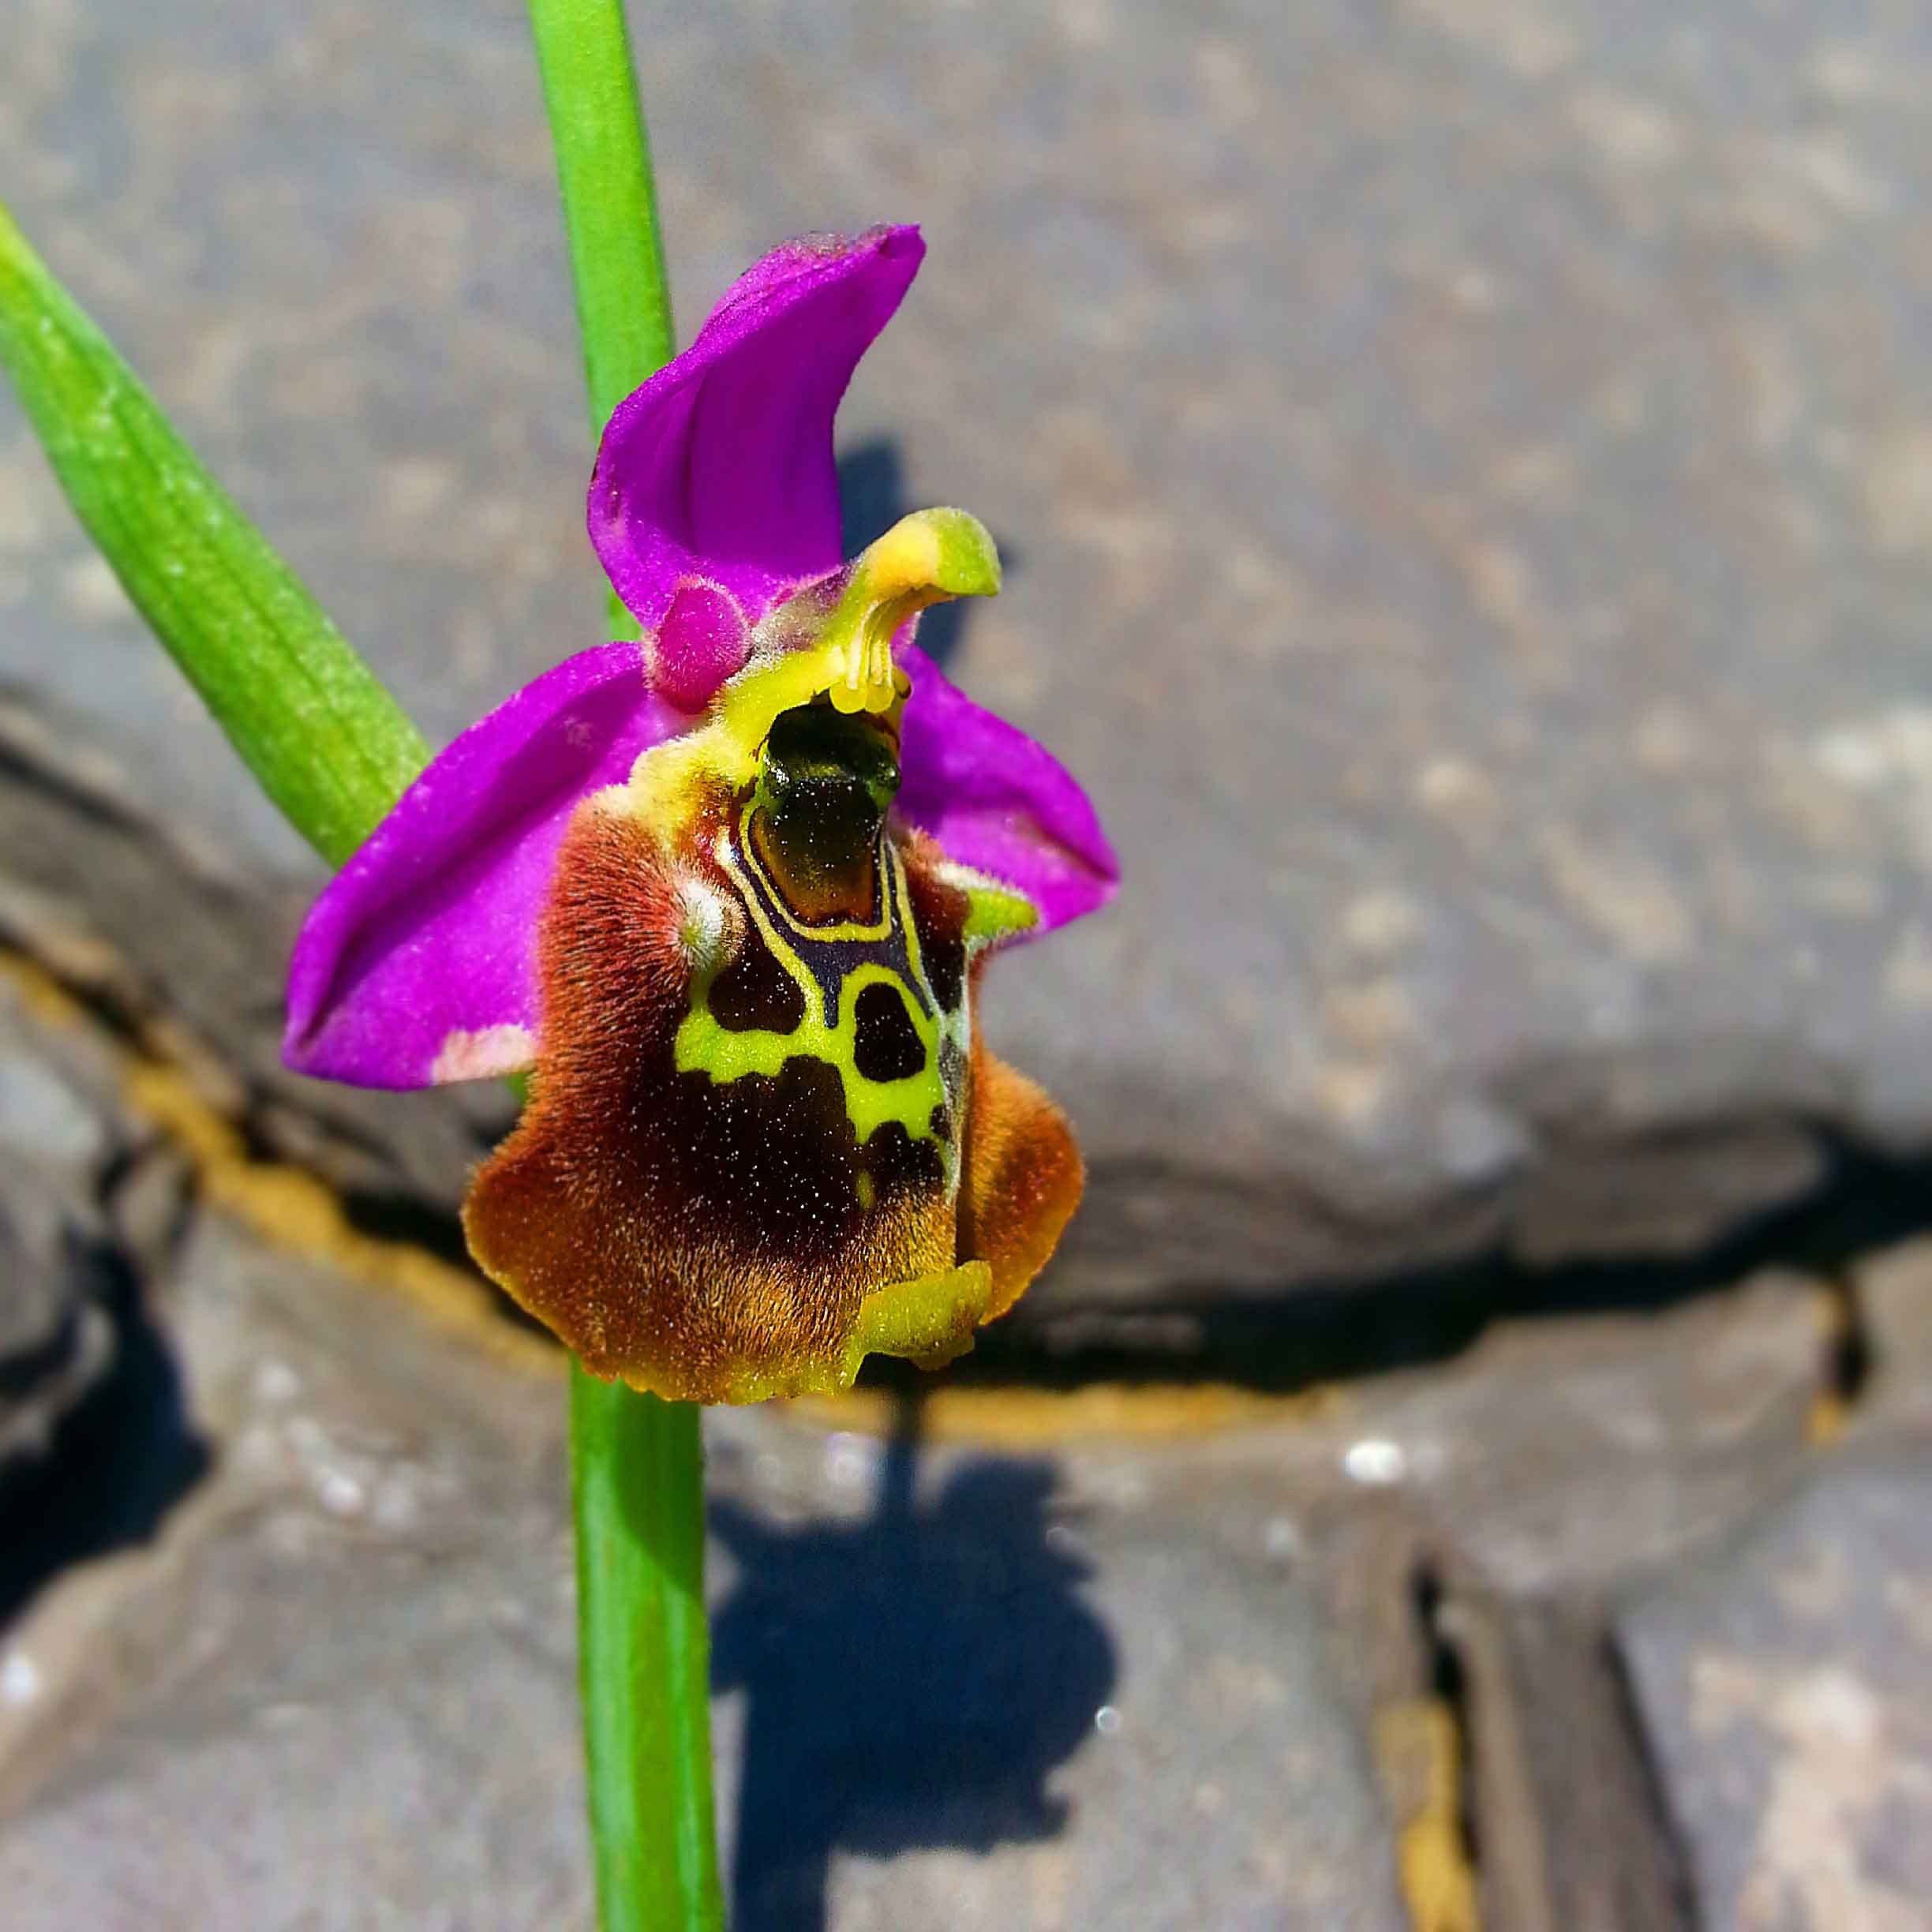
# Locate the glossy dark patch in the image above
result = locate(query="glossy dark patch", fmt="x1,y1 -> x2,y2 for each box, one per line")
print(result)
852,979 -> 927,1082
752,706 -> 900,925
710,924 -> 808,1034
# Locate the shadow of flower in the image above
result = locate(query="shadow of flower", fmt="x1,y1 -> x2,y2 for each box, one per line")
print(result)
711,1398 -> 1114,1932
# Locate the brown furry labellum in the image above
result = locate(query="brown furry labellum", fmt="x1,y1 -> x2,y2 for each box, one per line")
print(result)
462,770 -> 1082,1404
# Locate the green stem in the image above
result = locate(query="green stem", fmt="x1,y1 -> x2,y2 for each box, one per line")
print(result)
570,1368 -> 722,1932
530,0 -> 673,642
529,6 -> 724,1929
529,0 -> 673,425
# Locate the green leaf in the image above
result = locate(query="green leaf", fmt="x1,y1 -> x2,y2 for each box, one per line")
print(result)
0,202 -> 429,867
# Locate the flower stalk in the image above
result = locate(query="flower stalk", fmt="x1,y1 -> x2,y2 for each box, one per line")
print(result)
529,0 -> 671,642
569,1363 -> 721,1932
527,2 -> 725,1926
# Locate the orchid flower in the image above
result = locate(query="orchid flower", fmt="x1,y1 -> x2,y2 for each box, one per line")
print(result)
282,227 -> 1117,1403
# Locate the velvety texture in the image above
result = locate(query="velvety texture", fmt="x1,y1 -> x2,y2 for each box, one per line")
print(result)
957,1022 -> 1085,1321
463,785 -> 990,1402
283,643 -> 683,1088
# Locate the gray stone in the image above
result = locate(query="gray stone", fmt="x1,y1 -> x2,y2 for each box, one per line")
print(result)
1852,1236 -> 1932,1440
1316,1267 -> 1822,1598
0,1208 -> 1406,1929
0,696 -> 515,1216
706,1407 -> 1406,1931
4,0 -> 1931,1318
0,1196 -> 111,1470
1617,1450 -> 1932,1932
1446,1593 -> 1691,1932
0,1215 -> 590,1926
0,984 -> 218,1645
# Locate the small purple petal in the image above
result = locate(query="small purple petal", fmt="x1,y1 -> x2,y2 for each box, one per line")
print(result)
646,579 -> 752,714
895,642 -> 1119,936
284,644 -> 683,1088
589,227 -> 924,682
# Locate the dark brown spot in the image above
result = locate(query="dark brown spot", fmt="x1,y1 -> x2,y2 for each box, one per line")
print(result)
862,1118 -> 947,1200
900,840 -> 970,1013
673,1055 -> 863,1259
710,924 -> 807,1033
852,979 -> 927,1082
919,926 -> 964,1014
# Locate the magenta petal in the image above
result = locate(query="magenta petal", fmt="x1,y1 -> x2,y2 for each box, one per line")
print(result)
284,644 -> 682,1088
589,227 -> 925,687
895,642 -> 1119,936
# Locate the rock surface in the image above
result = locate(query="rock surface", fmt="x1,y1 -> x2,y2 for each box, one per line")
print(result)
1852,1236 -> 1932,1440
4,0 -> 1932,1322
0,1214 -> 590,1925
0,1205 -> 1411,1930
7,8 -> 1932,1917
710,1417 -> 1407,1932
1618,1450 -> 1932,1932
1449,1595 -> 1691,1932
0,960 -> 1418,1930
0,694 -> 512,1215
4,945 -> 1921,1930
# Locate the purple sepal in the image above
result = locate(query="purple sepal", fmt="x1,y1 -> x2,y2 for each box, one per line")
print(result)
283,643 -> 680,1088
896,641 -> 1118,936
588,227 -> 925,701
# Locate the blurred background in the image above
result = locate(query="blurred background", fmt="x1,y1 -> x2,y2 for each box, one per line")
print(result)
2,1 -> 1930,1926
